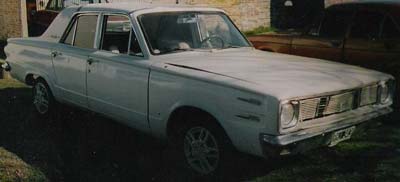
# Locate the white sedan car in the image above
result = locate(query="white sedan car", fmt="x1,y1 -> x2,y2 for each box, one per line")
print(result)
3,3 -> 395,176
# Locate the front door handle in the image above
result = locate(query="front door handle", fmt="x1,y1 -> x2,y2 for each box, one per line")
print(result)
87,58 -> 99,65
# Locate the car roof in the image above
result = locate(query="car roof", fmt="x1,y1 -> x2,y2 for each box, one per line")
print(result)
327,0 -> 400,16
79,2 -> 223,14
328,0 -> 400,8
333,0 -> 400,5
41,2 -> 225,45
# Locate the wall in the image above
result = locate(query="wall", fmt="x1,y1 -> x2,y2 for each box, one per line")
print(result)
183,0 -> 271,31
0,0 -> 28,39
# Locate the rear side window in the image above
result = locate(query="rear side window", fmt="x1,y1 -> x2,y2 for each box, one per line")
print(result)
63,19 -> 76,45
382,16 -> 400,39
74,15 -> 98,49
62,14 -> 98,49
350,11 -> 384,39
319,9 -> 353,38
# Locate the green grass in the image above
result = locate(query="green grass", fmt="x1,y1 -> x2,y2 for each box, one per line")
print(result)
0,147 -> 47,182
0,78 -> 27,89
244,26 -> 276,36
253,121 -> 400,181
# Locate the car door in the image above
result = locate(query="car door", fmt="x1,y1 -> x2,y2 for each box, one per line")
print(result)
291,7 -> 353,62
369,14 -> 400,75
344,10 -> 385,69
51,14 -> 99,107
86,14 -> 150,131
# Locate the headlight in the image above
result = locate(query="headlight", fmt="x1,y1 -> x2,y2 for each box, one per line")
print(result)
280,101 -> 299,129
379,82 -> 390,103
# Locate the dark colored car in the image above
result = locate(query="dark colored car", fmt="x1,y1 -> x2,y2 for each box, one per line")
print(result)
248,1 -> 400,105
249,2 -> 400,66
28,0 -> 63,36
28,0 -> 109,36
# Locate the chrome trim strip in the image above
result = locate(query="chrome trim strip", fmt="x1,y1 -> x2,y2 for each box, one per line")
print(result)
237,97 -> 262,106
235,114 -> 261,122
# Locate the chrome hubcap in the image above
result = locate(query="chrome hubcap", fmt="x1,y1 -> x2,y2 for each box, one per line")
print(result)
33,83 -> 49,114
184,127 -> 219,175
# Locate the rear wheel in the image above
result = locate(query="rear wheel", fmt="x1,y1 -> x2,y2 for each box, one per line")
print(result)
32,79 -> 54,117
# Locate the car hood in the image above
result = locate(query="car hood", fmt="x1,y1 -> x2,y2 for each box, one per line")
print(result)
153,48 -> 392,100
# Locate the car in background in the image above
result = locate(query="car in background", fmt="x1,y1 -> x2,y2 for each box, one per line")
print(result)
248,1 -> 400,104
28,0 -> 109,36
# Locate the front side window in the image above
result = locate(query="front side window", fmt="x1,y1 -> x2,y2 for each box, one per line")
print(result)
381,16 -> 400,39
350,11 -> 384,39
138,12 -> 250,55
100,15 -> 142,56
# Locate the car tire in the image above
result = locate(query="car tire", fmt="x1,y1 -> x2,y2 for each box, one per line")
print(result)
172,113 -> 236,178
32,78 -> 55,117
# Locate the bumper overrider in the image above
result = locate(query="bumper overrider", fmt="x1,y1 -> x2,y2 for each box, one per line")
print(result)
1,62 -> 11,72
260,105 -> 392,157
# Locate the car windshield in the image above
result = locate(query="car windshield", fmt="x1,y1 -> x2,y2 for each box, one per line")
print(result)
138,12 -> 251,55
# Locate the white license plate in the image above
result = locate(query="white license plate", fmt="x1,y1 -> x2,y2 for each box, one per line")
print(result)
329,126 -> 356,147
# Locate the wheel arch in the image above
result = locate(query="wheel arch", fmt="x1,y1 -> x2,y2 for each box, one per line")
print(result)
24,72 -> 56,95
24,73 -> 36,86
166,105 -> 231,143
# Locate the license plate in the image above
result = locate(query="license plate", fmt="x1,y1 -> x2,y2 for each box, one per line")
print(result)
328,126 -> 356,147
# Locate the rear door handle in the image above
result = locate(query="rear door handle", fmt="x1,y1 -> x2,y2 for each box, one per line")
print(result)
87,58 -> 99,65
51,51 -> 62,57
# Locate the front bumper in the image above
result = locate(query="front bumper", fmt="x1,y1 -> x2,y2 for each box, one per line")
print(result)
260,106 -> 392,157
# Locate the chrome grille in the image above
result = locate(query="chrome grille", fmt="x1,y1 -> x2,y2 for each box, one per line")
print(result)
298,85 -> 379,121
299,98 -> 319,121
360,85 -> 378,106
324,92 -> 355,115
316,97 -> 329,117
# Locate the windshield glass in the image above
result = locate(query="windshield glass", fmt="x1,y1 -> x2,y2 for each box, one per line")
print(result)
138,12 -> 250,55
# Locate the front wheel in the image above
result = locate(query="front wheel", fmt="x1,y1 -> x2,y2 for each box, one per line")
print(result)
184,126 -> 221,175
32,79 -> 54,117
174,115 -> 236,177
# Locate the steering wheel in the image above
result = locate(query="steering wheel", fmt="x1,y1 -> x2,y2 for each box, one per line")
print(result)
200,35 -> 225,48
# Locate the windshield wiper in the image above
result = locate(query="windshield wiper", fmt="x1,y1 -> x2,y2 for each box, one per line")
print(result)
163,48 -> 194,54
223,45 -> 243,49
